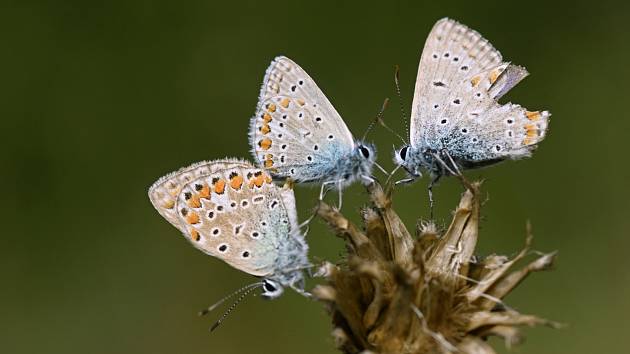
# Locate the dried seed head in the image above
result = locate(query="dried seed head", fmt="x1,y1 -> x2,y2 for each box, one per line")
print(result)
315,181 -> 559,354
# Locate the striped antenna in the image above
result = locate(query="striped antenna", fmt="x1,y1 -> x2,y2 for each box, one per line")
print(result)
209,284 -> 263,332
394,65 -> 410,142
198,281 -> 262,316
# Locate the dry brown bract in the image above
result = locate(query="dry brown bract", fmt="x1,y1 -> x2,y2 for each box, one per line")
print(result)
313,180 -> 561,354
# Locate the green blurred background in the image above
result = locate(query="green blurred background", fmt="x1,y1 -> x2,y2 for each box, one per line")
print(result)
3,0 -> 629,353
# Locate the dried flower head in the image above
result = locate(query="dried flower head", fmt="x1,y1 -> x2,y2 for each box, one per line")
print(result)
313,181 -> 560,354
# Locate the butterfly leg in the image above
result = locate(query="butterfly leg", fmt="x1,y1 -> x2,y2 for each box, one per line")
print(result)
319,179 -> 346,210
385,164 -> 402,185
396,177 -> 416,185
428,174 -> 441,220
298,222 -> 311,236
440,150 -> 474,190
431,152 -> 458,176
442,149 -> 463,176
337,179 -> 344,210
361,174 -> 376,184
297,202 -> 325,235
319,180 -> 337,200
290,283 -> 312,298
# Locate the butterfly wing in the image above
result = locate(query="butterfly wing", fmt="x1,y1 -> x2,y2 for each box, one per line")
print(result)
441,104 -> 550,164
148,159 -> 250,228
410,18 -> 549,163
148,159 -> 300,277
249,56 -> 355,183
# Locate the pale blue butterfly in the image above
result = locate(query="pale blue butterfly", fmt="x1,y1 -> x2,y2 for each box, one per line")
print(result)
393,18 -> 550,208
250,56 -> 380,208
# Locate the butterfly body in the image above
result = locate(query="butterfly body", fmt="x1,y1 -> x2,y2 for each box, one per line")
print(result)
394,18 -> 550,181
267,140 -> 375,189
250,56 -> 376,195
396,142 -> 506,180
148,159 -> 309,298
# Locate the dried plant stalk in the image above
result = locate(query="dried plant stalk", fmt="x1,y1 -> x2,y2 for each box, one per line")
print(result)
313,181 -> 560,354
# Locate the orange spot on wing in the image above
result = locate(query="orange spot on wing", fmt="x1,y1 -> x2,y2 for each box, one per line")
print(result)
280,98 -> 290,108
186,211 -> 200,224
263,113 -> 272,123
214,179 -> 226,195
489,70 -> 500,84
260,124 -> 271,135
259,138 -> 272,150
471,76 -> 481,87
187,194 -> 201,208
265,175 -> 273,184
264,155 -> 274,168
198,184 -> 210,198
267,103 -> 276,112
190,228 -> 200,241
526,129 -> 538,137
523,137 -> 534,145
297,98 -> 305,106
526,111 -> 541,121
162,200 -> 175,209
249,171 -> 266,188
230,174 -> 243,190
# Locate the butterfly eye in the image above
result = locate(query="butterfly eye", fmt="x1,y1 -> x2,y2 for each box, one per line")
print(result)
399,146 -> 409,161
359,146 -> 370,159
261,279 -> 284,299
263,281 -> 277,293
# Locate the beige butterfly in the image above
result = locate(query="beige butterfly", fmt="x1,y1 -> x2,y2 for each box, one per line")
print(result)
148,158 -> 310,302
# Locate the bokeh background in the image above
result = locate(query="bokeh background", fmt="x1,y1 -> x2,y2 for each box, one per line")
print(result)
3,0 -> 629,353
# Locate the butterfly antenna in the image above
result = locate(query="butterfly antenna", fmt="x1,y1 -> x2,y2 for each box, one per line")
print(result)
394,65 -> 410,143
361,97 -> 390,141
373,162 -> 389,175
209,284 -> 262,332
385,163 -> 402,185
199,282 -> 263,316
376,114 -> 407,145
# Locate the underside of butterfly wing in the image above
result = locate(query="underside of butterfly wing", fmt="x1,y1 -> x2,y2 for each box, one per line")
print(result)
410,18 -> 504,147
249,56 -> 360,183
149,159 -> 305,277
410,18 -> 549,167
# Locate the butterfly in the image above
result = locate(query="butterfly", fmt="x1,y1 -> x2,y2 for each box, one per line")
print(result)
249,56 -> 378,208
148,159 -> 310,305
393,18 -> 550,205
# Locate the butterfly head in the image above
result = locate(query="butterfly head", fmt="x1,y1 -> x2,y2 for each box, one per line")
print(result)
348,142 -> 377,180
261,279 -> 284,299
261,233 -> 310,300
393,145 -> 409,166
261,266 -> 308,299
354,142 -> 377,165
393,145 -> 422,179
